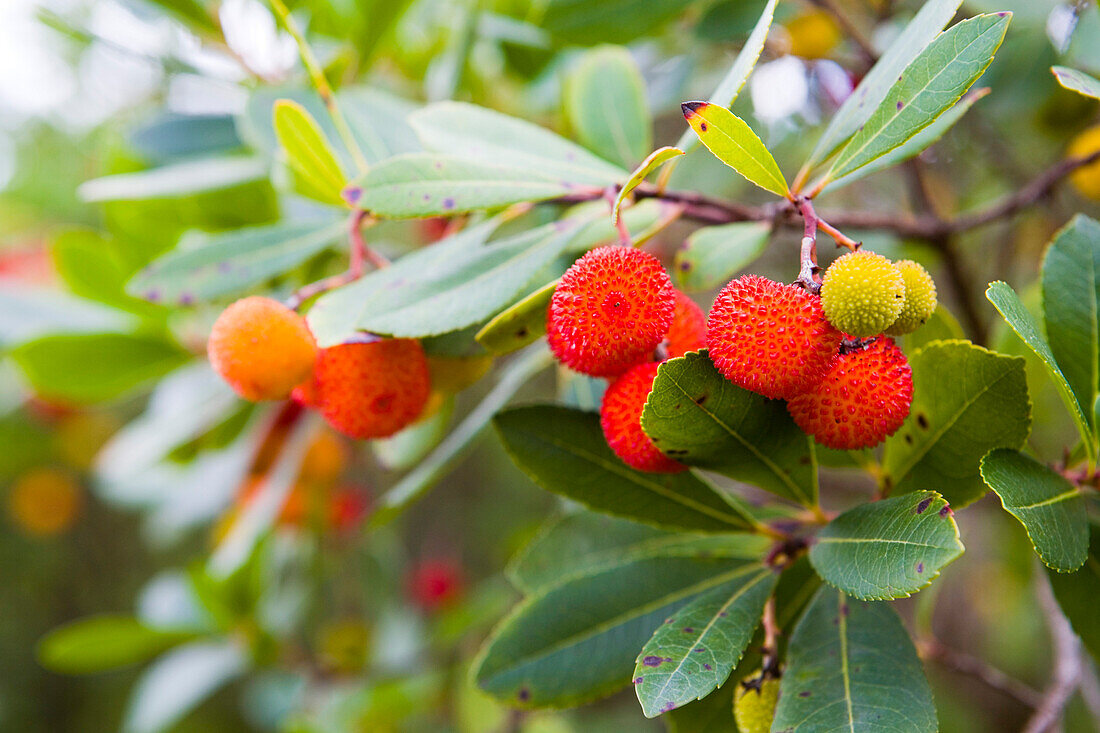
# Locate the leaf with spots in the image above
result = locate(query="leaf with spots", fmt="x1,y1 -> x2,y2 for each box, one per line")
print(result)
1052,66 -> 1100,100
772,586 -> 938,733
809,491 -> 964,600
474,555 -> 758,708
673,221 -> 770,292
565,46 -> 652,169
641,352 -> 817,507
823,12 -> 1011,185
493,405 -> 756,533
882,340 -> 1031,507
980,449 -> 1088,572
128,218 -> 345,306
633,565 -> 775,717
680,102 -> 788,197
1048,522 -> 1100,662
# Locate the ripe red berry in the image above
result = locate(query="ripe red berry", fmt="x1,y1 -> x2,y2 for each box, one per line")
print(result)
706,275 -> 841,400
295,339 -> 431,440
786,336 -> 913,450
547,246 -> 675,377
600,361 -> 686,473
408,558 -> 464,611
665,289 -> 707,359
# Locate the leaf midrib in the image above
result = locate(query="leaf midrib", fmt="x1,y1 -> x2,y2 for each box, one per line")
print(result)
694,109 -> 784,193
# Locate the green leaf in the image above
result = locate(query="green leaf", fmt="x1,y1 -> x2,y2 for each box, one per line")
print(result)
12,333 -> 190,404
641,352 -> 817,506
507,511 -> 770,594
672,222 -> 770,292
822,87 -> 989,193
902,304 -> 964,353
273,99 -> 349,206
370,346 -> 553,527
409,101 -> 626,187
130,113 -> 242,162
1048,523 -> 1100,662
51,229 -> 158,315
78,157 -> 268,202
804,0 -> 962,172
824,13 -> 1010,183
354,153 -> 575,218
986,281 -> 1092,464
540,0 -> 695,45
473,556 -> 757,708
494,405 -> 755,533
564,46 -> 651,169
475,280 -> 556,355
307,217 -> 584,345
681,102 -> 788,197
1042,215 -> 1100,437
0,286 -> 134,347
128,218 -> 345,306
980,449 -> 1088,572
633,566 -> 776,717
809,491 -> 964,600
613,147 -> 684,225
772,587 -> 937,733
1052,65 -> 1100,100
674,0 -> 778,152
882,340 -> 1031,507
37,616 -> 196,675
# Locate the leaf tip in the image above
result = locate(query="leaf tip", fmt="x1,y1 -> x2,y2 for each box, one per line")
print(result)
681,101 -> 707,118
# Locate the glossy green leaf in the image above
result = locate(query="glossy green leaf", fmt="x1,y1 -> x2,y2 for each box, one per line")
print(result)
12,333 -> 190,404
1048,523 -> 1100,661
674,0 -> 778,152
823,87 -> 989,193
805,0 -> 963,171
681,102 -> 787,197
825,13 -> 1010,183
273,99 -> 348,206
475,280 -> 556,355
128,218 -> 345,306
409,101 -> 626,187
882,340 -> 1031,507
980,449 -> 1088,572
672,222 -> 770,292
473,556 -> 756,708
540,0 -> 695,45
307,217 -> 584,345
613,147 -> 684,225
355,154 -> 574,218
370,346 -> 553,527
810,491 -> 964,600
78,157 -> 268,202
641,352 -> 816,506
634,566 -> 775,717
772,587 -> 937,732
1052,65 -> 1100,100
494,405 -> 755,532
130,113 -> 242,162
1041,215 -> 1100,436
565,46 -> 651,169
508,511 -> 770,594
37,616 -> 196,675
986,281 -> 1092,463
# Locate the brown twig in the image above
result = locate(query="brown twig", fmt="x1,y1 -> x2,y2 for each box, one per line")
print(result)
918,637 -> 1043,710
794,197 -> 823,292
1022,574 -> 1084,733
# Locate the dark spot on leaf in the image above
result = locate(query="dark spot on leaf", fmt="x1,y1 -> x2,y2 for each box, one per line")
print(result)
642,656 -> 664,667
422,193 -> 431,201
179,293 -> 194,306
516,327 -> 528,338
683,627 -> 694,633
700,122 -> 708,132
660,702 -> 676,713
518,688 -> 530,701
896,100 -> 904,110
915,497 -> 932,514
905,434 -> 913,444
799,691 -> 811,697
680,260 -> 692,271
718,611 -> 727,617
694,647 -> 705,653
633,677 -> 643,684
694,393 -> 708,405
840,603 -> 849,617
442,197 -> 455,210
703,663 -> 712,671
799,455 -> 811,465
940,505 -> 953,518
916,413 -> 929,430
916,562 -> 924,573
218,262 -> 232,273
341,186 -> 362,205
144,289 -> 160,302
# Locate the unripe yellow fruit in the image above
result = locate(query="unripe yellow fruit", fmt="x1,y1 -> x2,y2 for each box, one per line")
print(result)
786,10 -> 842,60
1068,125 -> 1100,200
886,260 -> 938,336
821,250 -> 905,337
733,674 -> 780,733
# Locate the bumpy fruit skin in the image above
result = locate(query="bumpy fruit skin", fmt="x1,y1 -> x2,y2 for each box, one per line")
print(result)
600,362 -> 686,473
886,260 -> 938,336
786,10 -> 842,59
298,339 -> 431,440
208,296 -> 317,401
820,250 -> 905,338
787,336 -> 913,450
706,275 -> 841,400
1069,125 -> 1100,200
547,246 -> 675,377
665,289 -> 707,358
733,676 -> 780,733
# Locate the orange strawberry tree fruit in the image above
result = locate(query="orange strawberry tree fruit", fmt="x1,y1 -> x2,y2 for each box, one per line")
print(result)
16,0 -> 1100,730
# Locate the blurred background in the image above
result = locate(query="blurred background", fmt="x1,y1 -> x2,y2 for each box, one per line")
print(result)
1,0 -> 1099,731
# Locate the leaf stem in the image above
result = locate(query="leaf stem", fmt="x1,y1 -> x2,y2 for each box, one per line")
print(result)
287,211 -> 386,310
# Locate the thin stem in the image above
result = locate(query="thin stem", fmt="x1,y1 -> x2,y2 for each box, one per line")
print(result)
807,0 -> 878,68
605,186 -> 633,246
795,197 -> 823,293
918,638 -> 1043,709
287,211 -> 385,310
761,597 -> 780,676
269,0 -> 369,174
1023,573 -> 1084,733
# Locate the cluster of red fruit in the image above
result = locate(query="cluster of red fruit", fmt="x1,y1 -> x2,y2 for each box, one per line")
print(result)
207,296 -> 430,440
549,246 -> 934,473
